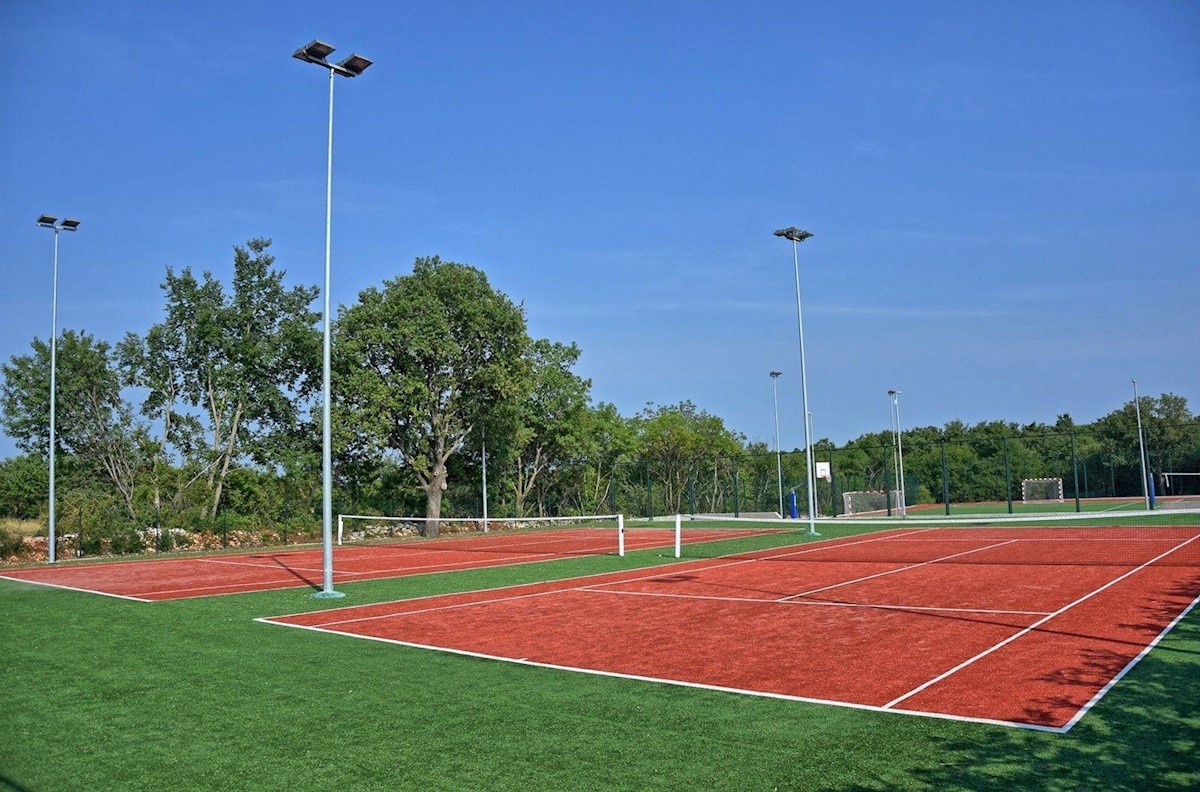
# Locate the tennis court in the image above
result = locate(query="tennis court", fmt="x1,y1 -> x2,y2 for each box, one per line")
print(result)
0,520 -> 773,601
260,519 -> 1200,731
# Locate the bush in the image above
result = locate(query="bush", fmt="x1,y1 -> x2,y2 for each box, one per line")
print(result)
0,527 -> 28,560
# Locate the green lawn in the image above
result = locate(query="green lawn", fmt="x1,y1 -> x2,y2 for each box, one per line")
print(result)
3,533 -> 1199,791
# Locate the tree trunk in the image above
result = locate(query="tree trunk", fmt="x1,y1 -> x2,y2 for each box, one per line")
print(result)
209,404 -> 243,520
423,462 -> 448,536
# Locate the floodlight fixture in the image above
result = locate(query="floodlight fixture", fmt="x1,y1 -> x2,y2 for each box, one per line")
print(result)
38,215 -> 58,228
294,39 -> 373,78
293,39 -> 336,65
337,54 -> 373,77
774,227 -> 813,244
61,218 -> 81,231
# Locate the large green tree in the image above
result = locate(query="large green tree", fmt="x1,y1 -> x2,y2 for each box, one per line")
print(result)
506,339 -> 591,516
121,239 -> 319,519
635,401 -> 745,514
1,331 -> 145,517
335,256 -> 531,532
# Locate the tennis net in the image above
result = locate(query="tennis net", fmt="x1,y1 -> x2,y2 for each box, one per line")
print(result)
674,509 -> 1200,566
337,513 -> 629,556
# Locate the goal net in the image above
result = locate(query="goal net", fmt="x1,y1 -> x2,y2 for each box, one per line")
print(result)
1021,477 -> 1064,503
842,490 -> 902,516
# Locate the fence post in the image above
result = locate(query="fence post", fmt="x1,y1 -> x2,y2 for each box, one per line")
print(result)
885,455 -> 894,517
221,510 -> 228,548
733,465 -> 740,518
941,438 -> 951,515
643,462 -> 652,519
1003,436 -> 1013,514
1071,431 -> 1081,512
828,446 -> 839,517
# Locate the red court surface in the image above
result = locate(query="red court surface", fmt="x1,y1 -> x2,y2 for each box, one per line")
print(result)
0,525 -> 771,601
260,524 -> 1200,731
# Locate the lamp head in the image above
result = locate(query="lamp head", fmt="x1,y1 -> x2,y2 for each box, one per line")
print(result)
774,227 -> 813,243
37,215 -> 58,228
336,54 -> 373,76
294,39 -> 336,65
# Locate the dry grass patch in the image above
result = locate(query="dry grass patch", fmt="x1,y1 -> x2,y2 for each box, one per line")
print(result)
1,518 -> 43,537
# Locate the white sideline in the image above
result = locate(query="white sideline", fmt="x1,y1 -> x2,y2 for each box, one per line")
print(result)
883,531 -> 1200,710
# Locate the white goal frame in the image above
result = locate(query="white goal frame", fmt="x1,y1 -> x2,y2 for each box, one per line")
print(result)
1021,477 -> 1064,503
841,489 -> 902,516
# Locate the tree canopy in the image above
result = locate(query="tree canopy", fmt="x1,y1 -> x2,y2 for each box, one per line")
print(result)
334,256 -> 532,532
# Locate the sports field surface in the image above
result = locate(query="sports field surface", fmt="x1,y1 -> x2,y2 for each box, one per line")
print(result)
260,523 -> 1200,732
4,513 -> 1199,790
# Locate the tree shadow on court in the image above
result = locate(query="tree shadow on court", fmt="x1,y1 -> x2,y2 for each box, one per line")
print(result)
263,554 -> 320,590
835,597 -> 1200,791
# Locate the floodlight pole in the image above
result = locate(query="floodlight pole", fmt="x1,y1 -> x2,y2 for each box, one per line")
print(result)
774,228 -> 819,536
1132,379 -> 1150,510
888,389 -> 907,517
37,216 -> 79,564
294,40 -> 372,598
769,371 -> 784,517
481,428 -> 489,533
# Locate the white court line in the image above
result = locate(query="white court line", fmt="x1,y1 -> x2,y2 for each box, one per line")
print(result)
883,531 -> 1200,710
0,574 -> 152,602
251,617 -> 1068,733
285,529 -> 933,628
578,587 -> 1052,617
776,539 -> 1019,602
1060,582 -> 1200,730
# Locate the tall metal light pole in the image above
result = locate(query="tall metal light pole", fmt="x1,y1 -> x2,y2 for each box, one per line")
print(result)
294,40 -> 372,598
481,428 -> 489,533
774,227 -> 819,536
1132,379 -> 1150,510
888,389 -> 907,517
37,215 -> 80,564
769,371 -> 784,517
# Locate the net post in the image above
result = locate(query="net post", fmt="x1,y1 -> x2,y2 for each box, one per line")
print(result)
337,514 -> 343,545
618,513 -> 625,557
674,513 -> 682,558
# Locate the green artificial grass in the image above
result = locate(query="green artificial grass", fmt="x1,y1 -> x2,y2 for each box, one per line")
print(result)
2,538 -> 1198,791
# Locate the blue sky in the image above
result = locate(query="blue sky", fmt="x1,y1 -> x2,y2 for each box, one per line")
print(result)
2,1 -> 1198,458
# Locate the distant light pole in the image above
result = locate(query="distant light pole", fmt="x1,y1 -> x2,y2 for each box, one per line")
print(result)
1132,379 -> 1150,510
769,371 -> 784,517
294,39 -> 373,598
888,389 -> 907,517
481,428 -> 489,533
37,215 -> 80,564
774,227 -> 819,536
